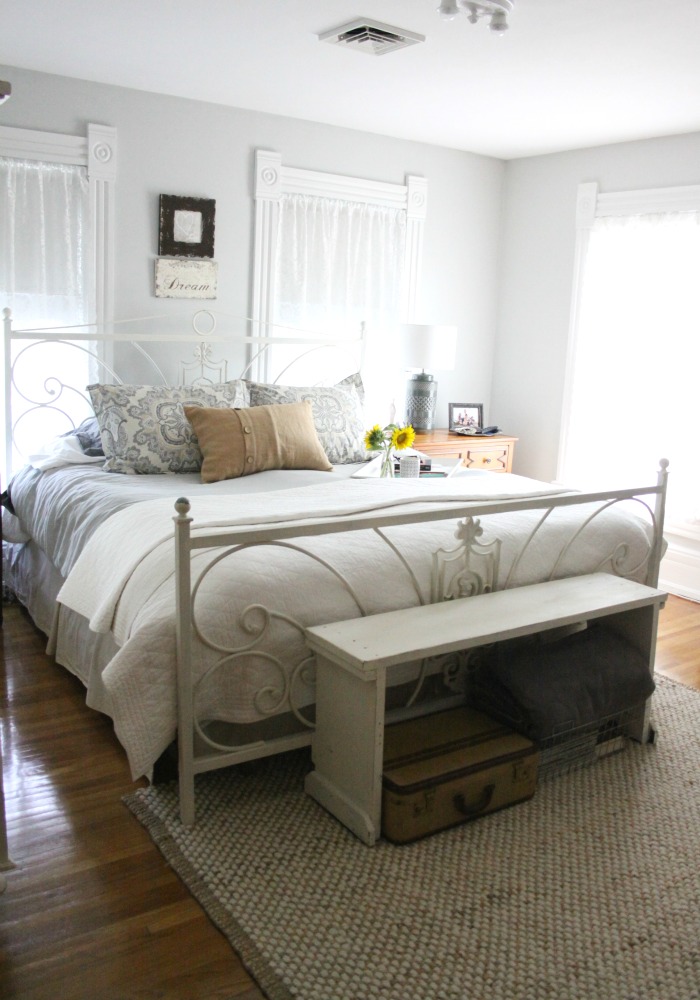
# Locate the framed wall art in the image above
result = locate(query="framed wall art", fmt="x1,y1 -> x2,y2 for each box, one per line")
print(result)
448,402 -> 483,432
155,258 -> 218,299
159,194 -> 216,258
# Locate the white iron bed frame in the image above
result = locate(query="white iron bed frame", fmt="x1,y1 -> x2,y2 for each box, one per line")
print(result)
172,471 -> 668,824
2,306 -> 365,481
2,308 -> 669,826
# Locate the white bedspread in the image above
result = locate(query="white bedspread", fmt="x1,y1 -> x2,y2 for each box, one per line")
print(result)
57,473 -> 569,641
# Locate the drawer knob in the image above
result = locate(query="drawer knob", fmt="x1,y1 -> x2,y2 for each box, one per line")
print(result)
483,457 -> 491,464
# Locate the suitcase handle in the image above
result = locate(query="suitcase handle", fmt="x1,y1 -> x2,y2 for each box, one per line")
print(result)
454,783 -> 495,818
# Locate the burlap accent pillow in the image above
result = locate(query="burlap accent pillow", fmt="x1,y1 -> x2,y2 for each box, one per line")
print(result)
184,401 -> 333,483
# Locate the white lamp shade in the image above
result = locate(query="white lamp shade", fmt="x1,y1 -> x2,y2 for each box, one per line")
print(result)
400,324 -> 457,372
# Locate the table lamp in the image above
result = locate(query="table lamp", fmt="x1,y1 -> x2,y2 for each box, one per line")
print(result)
401,324 -> 457,431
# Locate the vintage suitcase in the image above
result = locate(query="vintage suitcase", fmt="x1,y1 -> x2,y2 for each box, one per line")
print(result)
382,705 -> 539,844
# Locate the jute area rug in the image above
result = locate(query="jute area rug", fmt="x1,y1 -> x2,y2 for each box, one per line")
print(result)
124,677 -> 700,1000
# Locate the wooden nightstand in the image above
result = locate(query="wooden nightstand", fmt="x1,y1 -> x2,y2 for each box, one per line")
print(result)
413,429 -> 518,473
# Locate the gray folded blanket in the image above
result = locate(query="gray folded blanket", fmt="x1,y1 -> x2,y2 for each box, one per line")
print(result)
473,621 -> 655,742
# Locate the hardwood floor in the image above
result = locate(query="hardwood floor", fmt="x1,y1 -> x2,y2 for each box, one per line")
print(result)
654,591 -> 700,688
0,602 -> 265,1000
1,593 -> 699,1000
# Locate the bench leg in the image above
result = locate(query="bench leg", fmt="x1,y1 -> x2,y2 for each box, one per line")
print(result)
623,694 -> 654,744
611,603 -> 661,745
305,654 -> 386,846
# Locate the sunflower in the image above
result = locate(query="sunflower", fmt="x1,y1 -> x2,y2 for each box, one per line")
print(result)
364,424 -> 386,451
391,425 -> 416,451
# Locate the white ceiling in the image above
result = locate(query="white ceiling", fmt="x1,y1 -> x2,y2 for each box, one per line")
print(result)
1,0 -> 700,159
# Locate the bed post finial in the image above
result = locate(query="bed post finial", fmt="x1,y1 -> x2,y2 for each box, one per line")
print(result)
174,497 -> 191,518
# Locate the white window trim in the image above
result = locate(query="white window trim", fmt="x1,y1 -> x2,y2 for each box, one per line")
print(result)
0,122 -> 117,329
251,149 -> 426,376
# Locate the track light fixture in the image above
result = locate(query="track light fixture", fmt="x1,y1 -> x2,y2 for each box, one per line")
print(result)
436,1 -> 513,35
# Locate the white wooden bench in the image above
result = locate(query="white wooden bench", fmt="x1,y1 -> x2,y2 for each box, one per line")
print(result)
304,572 -> 667,845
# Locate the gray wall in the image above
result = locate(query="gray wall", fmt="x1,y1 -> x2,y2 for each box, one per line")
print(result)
0,64 -> 505,431
496,131 -> 700,479
4,63 -> 698,480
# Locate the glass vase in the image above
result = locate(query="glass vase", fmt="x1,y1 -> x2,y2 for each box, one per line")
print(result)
380,450 -> 394,478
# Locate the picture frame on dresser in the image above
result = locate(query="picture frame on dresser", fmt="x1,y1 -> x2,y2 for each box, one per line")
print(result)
449,402 -> 483,432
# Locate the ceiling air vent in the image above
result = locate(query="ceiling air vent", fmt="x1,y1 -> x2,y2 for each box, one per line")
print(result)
318,19 -> 425,56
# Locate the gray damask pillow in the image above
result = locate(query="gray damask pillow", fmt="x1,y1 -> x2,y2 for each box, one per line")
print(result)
335,371 -> 365,404
88,381 -> 250,474
248,382 -> 366,464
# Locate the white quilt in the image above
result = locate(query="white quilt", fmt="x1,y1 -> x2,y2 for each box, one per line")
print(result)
53,474 -> 653,781
57,474 -> 569,640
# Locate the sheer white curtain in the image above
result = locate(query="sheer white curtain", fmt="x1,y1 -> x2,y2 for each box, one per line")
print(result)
1,157 -> 92,463
272,192 -> 407,420
1,157 -> 89,326
559,211 -> 700,526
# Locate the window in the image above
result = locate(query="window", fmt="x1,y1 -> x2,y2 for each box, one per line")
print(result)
560,182 -> 700,526
560,182 -> 700,597
1,157 -> 89,327
0,123 -> 116,474
252,150 -> 426,421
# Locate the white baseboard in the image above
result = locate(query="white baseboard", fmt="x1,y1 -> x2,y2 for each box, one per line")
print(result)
659,529 -> 700,603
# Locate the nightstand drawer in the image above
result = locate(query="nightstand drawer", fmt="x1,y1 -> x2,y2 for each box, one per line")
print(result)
462,445 -> 511,472
412,431 -> 517,473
